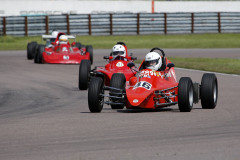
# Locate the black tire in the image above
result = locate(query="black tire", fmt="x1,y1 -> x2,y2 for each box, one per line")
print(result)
200,73 -> 218,109
31,42 -> 38,58
88,77 -> 104,113
86,45 -> 93,64
27,42 -> 34,59
75,42 -> 82,50
37,45 -> 45,64
78,60 -> 91,90
178,77 -> 194,112
110,73 -> 126,109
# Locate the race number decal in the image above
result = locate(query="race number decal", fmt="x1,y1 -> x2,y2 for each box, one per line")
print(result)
133,81 -> 152,90
63,55 -> 69,60
116,62 -> 124,67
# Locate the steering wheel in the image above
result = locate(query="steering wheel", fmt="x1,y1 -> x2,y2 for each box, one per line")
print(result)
150,47 -> 166,71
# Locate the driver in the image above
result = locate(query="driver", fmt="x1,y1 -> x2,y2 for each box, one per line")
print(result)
59,35 -> 68,45
111,44 -> 126,57
144,52 -> 162,71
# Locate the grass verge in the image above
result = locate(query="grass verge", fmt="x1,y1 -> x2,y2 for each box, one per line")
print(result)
135,57 -> 240,75
1,33 -> 240,50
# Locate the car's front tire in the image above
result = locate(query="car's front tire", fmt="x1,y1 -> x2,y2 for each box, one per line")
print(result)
178,77 -> 194,112
88,77 -> 104,113
200,73 -> 218,109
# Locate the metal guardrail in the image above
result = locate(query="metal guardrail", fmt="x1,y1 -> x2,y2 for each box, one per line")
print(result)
0,12 -> 240,36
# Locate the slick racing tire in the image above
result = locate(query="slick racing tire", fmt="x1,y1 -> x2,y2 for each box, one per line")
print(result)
27,42 -> 37,60
110,73 -> 126,109
200,73 -> 218,109
37,45 -> 45,64
75,42 -> 82,50
88,77 -> 104,113
178,77 -> 194,112
78,60 -> 91,90
86,45 -> 93,64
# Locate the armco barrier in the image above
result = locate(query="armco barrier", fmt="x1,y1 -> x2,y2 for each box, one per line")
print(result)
0,12 -> 240,36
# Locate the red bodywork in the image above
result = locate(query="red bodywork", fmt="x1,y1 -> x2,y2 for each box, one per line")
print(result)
125,58 -> 179,109
95,45 -> 136,86
42,32 -> 90,64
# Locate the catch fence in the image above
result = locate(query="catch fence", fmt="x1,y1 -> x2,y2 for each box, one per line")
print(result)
0,12 -> 240,36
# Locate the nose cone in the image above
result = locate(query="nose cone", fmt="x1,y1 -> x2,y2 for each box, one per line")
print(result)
126,87 -> 153,107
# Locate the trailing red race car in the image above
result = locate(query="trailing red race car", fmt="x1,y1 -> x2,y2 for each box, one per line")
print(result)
27,31 -> 93,64
87,47 -> 218,113
78,42 -> 137,90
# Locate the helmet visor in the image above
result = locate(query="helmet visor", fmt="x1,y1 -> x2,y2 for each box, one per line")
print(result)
112,51 -> 124,56
145,59 -> 159,68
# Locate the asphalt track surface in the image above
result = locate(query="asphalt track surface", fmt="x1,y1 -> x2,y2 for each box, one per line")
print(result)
0,49 -> 240,160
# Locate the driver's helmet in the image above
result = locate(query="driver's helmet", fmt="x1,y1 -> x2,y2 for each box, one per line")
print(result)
144,52 -> 162,70
51,30 -> 59,38
59,35 -> 68,44
112,44 -> 126,57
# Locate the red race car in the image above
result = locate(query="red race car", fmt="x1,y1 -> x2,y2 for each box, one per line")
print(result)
33,32 -> 93,64
87,48 -> 218,112
78,42 -> 137,90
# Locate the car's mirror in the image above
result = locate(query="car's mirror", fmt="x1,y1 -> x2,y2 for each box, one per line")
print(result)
127,62 -> 135,68
103,56 -> 109,59
131,57 -> 137,60
167,63 -> 175,69
51,42 -> 54,45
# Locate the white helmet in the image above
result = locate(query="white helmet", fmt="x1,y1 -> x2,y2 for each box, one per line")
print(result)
144,52 -> 162,70
51,31 -> 59,38
59,35 -> 68,44
112,44 -> 126,57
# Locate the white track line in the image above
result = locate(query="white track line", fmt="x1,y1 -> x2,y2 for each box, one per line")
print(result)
175,67 -> 240,78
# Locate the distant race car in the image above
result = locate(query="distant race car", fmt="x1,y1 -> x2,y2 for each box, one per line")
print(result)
87,47 -> 218,113
78,42 -> 137,90
26,32 -> 93,64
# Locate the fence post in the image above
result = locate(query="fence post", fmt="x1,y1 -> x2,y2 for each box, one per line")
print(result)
164,13 -> 167,34
218,12 -> 221,33
137,13 -> 140,35
24,16 -> 28,36
191,13 -> 194,33
66,14 -> 70,35
110,14 -> 113,35
88,14 -> 91,35
45,16 -> 48,34
3,17 -> 6,36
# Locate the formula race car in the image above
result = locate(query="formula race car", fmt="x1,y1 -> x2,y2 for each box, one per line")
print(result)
27,32 -> 93,64
87,48 -> 218,112
78,42 -> 137,90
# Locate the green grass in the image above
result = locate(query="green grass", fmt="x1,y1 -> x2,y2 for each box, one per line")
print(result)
0,33 -> 240,50
135,57 -> 240,75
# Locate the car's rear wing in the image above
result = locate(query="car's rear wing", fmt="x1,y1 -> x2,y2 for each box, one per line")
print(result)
42,35 -> 76,40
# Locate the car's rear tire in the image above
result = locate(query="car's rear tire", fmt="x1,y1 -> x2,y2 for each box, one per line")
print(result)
78,60 -> 91,90
178,77 -> 194,112
88,77 -> 104,113
86,45 -> 93,64
110,73 -> 126,109
200,73 -> 218,109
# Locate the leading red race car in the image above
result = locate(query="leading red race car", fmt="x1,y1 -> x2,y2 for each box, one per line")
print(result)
87,48 -> 218,113
78,42 -> 137,90
33,32 -> 93,64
